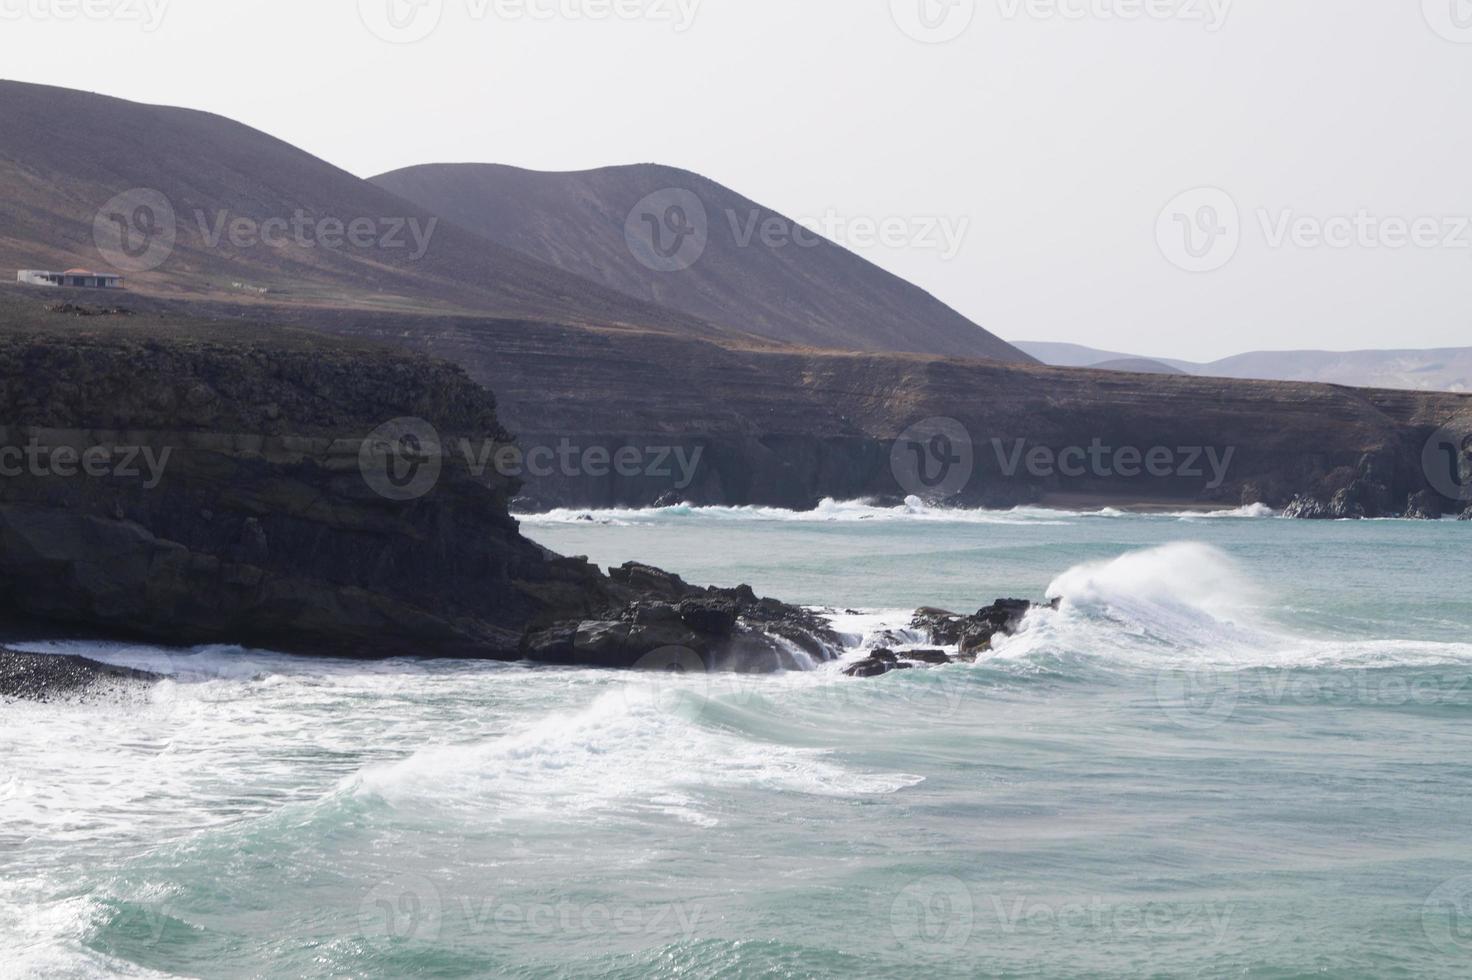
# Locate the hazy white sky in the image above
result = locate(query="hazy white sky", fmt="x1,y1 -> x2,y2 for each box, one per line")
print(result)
4,0 -> 1472,360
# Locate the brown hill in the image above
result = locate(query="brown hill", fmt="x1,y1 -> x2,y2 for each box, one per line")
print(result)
372,163 -> 1032,362
0,81 -> 737,339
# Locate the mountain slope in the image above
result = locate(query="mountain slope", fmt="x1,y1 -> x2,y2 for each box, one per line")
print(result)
372,163 -> 1032,362
1087,357 -> 1186,375
0,81 -> 735,339
1012,341 -> 1198,373
1017,339 -> 1472,392
1200,348 -> 1472,393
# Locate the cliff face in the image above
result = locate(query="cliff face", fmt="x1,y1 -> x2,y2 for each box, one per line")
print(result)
287,310 -> 1472,515
0,330 -> 613,658
8,290 -> 1471,524
0,324 -> 842,667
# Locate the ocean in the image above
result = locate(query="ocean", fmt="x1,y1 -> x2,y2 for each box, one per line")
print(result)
3,502 -> 1471,978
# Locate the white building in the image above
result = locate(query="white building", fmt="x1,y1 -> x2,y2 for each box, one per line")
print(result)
17,269 -> 125,289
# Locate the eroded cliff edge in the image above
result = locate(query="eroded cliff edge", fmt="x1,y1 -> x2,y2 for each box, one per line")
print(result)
0,331 -> 834,666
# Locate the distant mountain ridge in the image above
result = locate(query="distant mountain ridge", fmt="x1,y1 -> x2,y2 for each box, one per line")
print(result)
1014,341 -> 1472,392
372,163 -> 1032,361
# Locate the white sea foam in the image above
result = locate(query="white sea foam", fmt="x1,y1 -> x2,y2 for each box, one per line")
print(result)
342,688 -> 923,826
988,542 -> 1472,670
517,496 -> 1285,526
517,496 -> 1076,526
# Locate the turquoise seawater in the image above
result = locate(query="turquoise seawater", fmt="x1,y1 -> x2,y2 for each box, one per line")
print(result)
3,502 -> 1472,978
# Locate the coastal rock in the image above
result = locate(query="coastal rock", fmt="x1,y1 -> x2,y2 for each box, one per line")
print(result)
1461,505 -> 1472,521
0,333 -> 844,672
1286,462 -> 1394,520
905,649 -> 953,665
525,562 -> 840,671
845,600 -> 1050,678
842,647 -> 962,678
0,648 -> 160,702
843,649 -> 912,678
1404,489 -> 1444,520
913,599 -> 1041,654
1284,496 -> 1332,520
1329,487 -> 1368,520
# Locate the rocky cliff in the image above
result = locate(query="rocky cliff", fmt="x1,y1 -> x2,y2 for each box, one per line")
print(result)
281,307 -> 1472,516
0,327 -> 836,666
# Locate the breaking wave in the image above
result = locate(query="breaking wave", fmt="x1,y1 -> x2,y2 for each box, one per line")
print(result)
517,496 -> 1279,526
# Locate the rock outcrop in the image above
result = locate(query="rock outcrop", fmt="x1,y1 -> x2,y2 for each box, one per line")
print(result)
1405,489 -> 1445,520
0,648 -> 160,702
843,599 -> 1052,678
1283,496 -> 1333,520
525,563 -> 841,671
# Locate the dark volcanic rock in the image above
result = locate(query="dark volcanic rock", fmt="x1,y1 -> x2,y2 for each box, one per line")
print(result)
1405,489 -> 1445,520
913,599 -> 1042,654
843,649 -> 913,678
0,333 -> 607,661
0,334 -> 843,672
0,648 -> 160,702
905,649 -> 953,665
1284,496 -> 1332,520
846,600 -> 1049,678
527,563 -> 840,672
